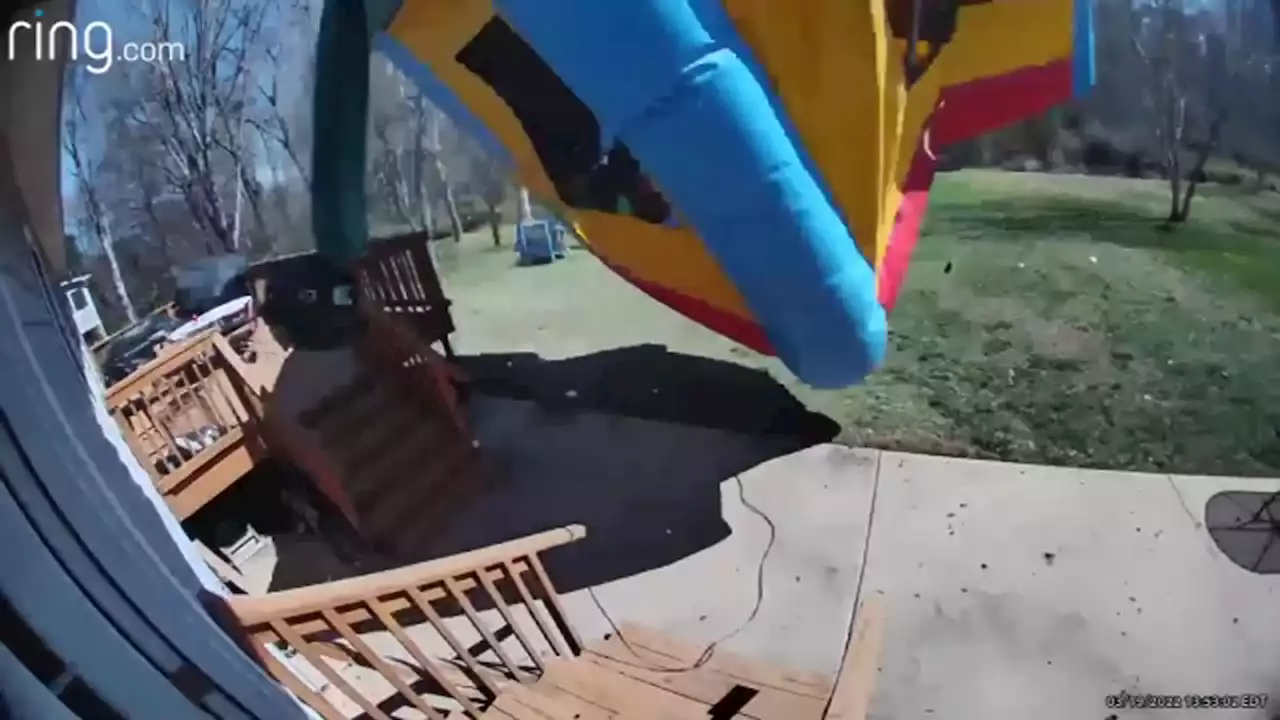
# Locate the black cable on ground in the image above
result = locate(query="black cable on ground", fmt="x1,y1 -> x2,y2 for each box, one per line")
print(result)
585,473 -> 777,673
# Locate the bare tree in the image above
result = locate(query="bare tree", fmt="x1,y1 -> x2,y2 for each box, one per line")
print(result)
468,150 -> 510,246
367,55 -> 437,236
370,110 -> 425,232
423,105 -> 465,243
125,0 -> 274,253
365,56 -> 475,243
252,60 -> 311,188
409,93 -> 436,233
250,0 -> 314,189
1219,0 -> 1280,190
58,0 -> 321,319
1131,0 -> 1226,223
64,73 -> 137,323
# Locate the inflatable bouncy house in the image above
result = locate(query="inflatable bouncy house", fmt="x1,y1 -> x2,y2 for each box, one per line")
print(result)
311,0 -> 1096,389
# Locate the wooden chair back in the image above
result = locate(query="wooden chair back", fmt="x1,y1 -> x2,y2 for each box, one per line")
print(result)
355,232 -> 456,356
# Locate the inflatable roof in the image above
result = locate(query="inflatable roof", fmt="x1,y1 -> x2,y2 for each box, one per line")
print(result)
312,0 -> 1096,388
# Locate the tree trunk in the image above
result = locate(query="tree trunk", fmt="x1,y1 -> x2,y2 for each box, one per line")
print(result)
1167,116 -> 1221,225
978,135 -> 995,166
231,162 -> 244,252
415,146 -> 435,237
437,158 -> 464,243
1166,174 -> 1183,222
1175,179 -> 1199,221
487,201 -> 502,246
412,97 -> 432,233
101,216 -> 136,323
422,195 -> 435,240
517,186 -> 533,223
384,151 -> 420,233
420,104 -> 463,243
1165,143 -> 1184,223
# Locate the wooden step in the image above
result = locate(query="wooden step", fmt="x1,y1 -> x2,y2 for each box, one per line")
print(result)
482,656 -> 714,719
282,359 -> 486,558
347,416 -> 457,514
541,656 -> 715,719
360,442 -> 484,554
480,678 -> 612,719
310,376 -> 395,443
380,447 -> 488,555
298,371 -> 380,430
583,624 -> 831,720
481,623 -> 831,720
337,392 -> 424,476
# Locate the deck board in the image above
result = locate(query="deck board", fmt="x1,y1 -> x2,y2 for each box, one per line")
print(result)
482,679 -> 615,719
540,657 -> 710,719
583,624 -> 830,720
478,624 -> 831,719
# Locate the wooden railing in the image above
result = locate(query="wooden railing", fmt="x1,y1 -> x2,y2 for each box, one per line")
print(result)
106,330 -> 267,520
90,302 -> 178,364
227,525 -> 586,719
358,303 -> 468,436
355,232 -> 457,359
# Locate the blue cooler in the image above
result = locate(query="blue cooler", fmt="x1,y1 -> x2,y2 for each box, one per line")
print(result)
516,221 -> 562,265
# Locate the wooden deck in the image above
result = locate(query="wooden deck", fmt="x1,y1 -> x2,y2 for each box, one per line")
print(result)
105,233 -> 483,560
90,302 -> 179,365
106,330 -> 269,522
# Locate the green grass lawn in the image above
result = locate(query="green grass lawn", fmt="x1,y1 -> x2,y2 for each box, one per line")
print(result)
835,171 -> 1280,475
440,171 -> 1280,477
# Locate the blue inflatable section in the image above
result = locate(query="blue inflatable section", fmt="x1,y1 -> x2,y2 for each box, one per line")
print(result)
1072,0 -> 1097,98
687,1 -> 844,238
493,0 -> 886,388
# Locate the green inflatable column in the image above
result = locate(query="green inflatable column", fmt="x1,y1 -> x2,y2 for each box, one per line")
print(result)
310,0 -> 406,265
311,0 -> 373,266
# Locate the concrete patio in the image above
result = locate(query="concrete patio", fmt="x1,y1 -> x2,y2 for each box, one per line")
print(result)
538,441 -> 1280,719
240,391 -> 1280,718
862,453 -> 1280,718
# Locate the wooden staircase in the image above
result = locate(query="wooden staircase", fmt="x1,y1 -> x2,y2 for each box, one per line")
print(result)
293,308 -> 486,556
239,232 -> 487,559
224,525 -> 886,720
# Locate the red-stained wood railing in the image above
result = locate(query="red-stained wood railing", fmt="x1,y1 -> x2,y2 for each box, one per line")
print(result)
355,232 -> 457,360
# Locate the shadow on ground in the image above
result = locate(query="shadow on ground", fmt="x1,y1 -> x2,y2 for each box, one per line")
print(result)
456,343 -> 839,440
265,345 -> 838,595
1206,490 -> 1280,575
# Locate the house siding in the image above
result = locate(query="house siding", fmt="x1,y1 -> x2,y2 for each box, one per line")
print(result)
0,158 -> 307,720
